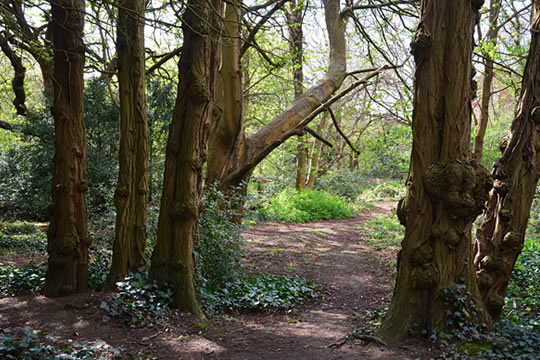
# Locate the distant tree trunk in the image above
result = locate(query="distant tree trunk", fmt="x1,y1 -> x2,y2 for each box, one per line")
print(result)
207,0 -> 346,195
306,113 -> 329,189
474,0 -> 540,321
285,0 -> 307,191
43,0 -> 89,297
0,33 -> 27,115
378,0 -> 492,340
106,0 -> 149,288
473,0 -> 501,163
150,0 -> 222,317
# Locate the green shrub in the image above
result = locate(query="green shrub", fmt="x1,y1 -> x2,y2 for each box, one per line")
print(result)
268,189 -> 354,223
314,169 -> 370,200
202,274 -> 317,312
100,267 -> 174,327
197,186 -> 245,294
357,181 -> 405,202
0,262 -> 46,296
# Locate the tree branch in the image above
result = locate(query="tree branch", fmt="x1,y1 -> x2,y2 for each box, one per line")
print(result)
327,107 -> 359,154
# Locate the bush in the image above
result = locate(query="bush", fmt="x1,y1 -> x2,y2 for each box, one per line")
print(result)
357,181 -> 405,202
0,262 -> 46,297
314,169 -> 370,200
100,268 -> 174,327
268,189 -> 354,223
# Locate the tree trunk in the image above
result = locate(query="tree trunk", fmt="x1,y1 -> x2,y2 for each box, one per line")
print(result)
285,0 -> 307,191
0,33 -> 27,115
306,113 -> 329,189
106,0 -> 149,288
474,0 -> 540,321
378,0 -> 492,340
473,0 -> 501,163
207,0 -> 346,194
150,0 -> 222,317
43,0 -> 89,297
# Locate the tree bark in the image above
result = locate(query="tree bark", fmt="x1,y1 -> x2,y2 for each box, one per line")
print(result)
207,0 -> 347,193
0,33 -> 27,115
474,0 -> 540,321
306,113 -> 329,189
150,0 -> 222,317
378,0 -> 492,340
106,0 -> 149,288
43,0 -> 89,297
473,0 -> 501,163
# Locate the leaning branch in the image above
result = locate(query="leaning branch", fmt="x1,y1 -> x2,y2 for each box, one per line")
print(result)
327,107 -> 359,154
305,126 -> 333,147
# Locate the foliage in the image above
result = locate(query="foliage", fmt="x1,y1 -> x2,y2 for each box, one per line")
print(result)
0,111 -> 54,219
0,327 -> 120,359
0,262 -> 46,296
201,274 -> 317,313
196,186 -> 245,290
267,189 -> 354,223
100,267 -> 174,327
363,213 -> 404,251
314,169 -> 371,200
430,283 -> 540,360
357,181 -> 405,202
0,221 -> 47,256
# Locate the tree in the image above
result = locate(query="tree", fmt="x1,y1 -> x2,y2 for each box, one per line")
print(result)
207,0 -> 348,194
43,0 -> 89,297
474,0 -> 502,163
378,0 -> 493,340
474,0 -> 540,321
150,0 -> 222,316
106,0 -> 149,288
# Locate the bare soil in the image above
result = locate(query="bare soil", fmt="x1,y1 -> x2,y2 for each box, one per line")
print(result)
0,202 -> 440,359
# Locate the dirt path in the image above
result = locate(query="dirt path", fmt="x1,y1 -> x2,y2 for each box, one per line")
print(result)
0,202 -> 438,359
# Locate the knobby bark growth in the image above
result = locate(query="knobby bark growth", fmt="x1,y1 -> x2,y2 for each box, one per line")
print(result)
43,0 -> 89,297
207,0 -> 347,194
378,0 -> 492,340
106,0 -> 149,288
473,0 -> 501,163
150,0 -> 222,317
474,0 -> 540,321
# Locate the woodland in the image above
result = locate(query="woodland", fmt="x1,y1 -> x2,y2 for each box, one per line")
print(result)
0,0 -> 539,359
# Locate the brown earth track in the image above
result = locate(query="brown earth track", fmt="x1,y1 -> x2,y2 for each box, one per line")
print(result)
0,202 -> 439,359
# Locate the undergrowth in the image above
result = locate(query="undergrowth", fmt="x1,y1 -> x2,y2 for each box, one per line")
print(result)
266,189 -> 354,223
357,181 -> 405,202
363,212 -> 403,251
0,221 -> 47,256
0,327 -> 121,359
100,267 -> 174,327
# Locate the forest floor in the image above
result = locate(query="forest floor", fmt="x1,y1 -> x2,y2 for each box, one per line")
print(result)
0,202 -> 441,359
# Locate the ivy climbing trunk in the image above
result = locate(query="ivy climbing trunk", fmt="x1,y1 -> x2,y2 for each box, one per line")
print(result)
474,0 -> 540,321
378,0 -> 493,340
150,0 -> 222,317
43,0 -> 89,297
106,0 -> 149,288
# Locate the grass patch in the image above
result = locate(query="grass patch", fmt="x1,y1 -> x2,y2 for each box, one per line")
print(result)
363,213 -> 403,251
267,189 -> 354,223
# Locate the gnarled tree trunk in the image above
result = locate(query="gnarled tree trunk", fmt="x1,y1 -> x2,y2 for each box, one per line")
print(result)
378,0 -> 492,340
474,0 -> 540,321
106,0 -> 149,288
150,0 -> 222,317
43,0 -> 89,297
0,33 -> 27,115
